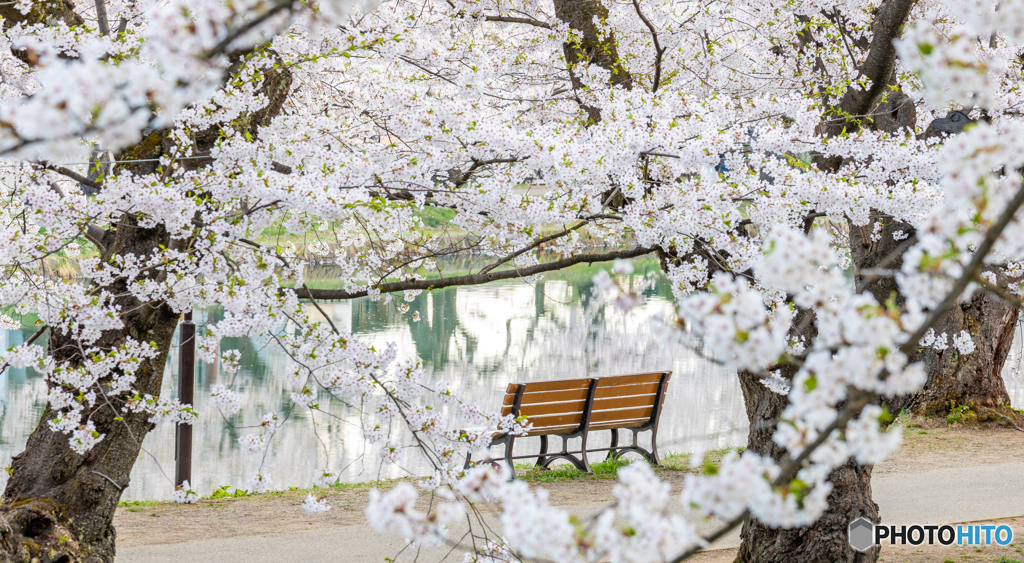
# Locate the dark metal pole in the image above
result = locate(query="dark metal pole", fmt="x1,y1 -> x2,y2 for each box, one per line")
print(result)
175,311 -> 195,487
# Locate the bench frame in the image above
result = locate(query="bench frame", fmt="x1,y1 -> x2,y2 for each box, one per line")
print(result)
604,370 -> 669,465
467,371 -> 671,477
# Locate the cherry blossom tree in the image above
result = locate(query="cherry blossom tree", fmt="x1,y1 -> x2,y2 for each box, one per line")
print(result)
2,0 -> 1024,562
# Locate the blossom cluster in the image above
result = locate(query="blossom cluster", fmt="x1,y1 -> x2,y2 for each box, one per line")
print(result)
0,0 -> 1022,561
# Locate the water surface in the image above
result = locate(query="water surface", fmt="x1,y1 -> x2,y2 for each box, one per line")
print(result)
1,258 -> 1020,500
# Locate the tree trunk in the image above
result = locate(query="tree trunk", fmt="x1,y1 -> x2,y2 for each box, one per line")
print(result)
849,217 -> 1019,416
732,300 -> 879,563
906,291 -> 1019,415
736,368 -> 879,563
552,0 -> 632,126
0,39 -> 292,562
0,221 -> 180,563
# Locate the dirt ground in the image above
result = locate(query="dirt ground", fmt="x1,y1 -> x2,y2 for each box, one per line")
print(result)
115,417 -> 1024,562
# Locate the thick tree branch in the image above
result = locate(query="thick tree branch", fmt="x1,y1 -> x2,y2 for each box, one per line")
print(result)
553,0 -> 633,123
288,246 -> 654,300
85,224 -> 109,253
94,0 -> 110,35
203,0 -> 292,60
484,15 -> 550,29
478,220 -> 591,275
816,0 -> 917,171
41,163 -> 102,192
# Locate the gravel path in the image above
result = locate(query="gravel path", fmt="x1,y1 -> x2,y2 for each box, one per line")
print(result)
114,422 -> 1024,562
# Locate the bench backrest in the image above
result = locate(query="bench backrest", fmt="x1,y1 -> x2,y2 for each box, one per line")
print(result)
500,371 -> 671,434
591,371 -> 672,430
500,377 -> 596,435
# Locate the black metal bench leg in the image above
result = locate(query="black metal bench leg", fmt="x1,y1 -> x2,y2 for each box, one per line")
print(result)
578,433 -> 592,473
648,429 -> 661,466
504,435 -> 516,478
536,435 -> 549,467
632,427 -> 662,466
466,435 -> 516,473
607,428 -> 625,460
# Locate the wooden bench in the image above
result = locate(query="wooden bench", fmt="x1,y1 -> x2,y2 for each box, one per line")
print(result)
466,371 -> 672,477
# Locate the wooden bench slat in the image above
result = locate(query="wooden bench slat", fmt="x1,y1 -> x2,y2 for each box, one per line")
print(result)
593,394 -> 658,411
596,372 -> 666,386
502,374 -> 669,405
590,405 -> 654,424
520,378 -> 594,393
473,371 -> 671,476
519,411 -> 584,428
516,399 -> 587,418
493,424 -> 581,439
526,425 -> 582,436
503,387 -> 591,406
589,419 -> 650,431
594,381 -> 662,399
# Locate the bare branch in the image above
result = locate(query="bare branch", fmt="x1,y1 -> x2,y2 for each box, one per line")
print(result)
204,0 -> 292,60
288,246 -> 654,300
631,0 -> 666,92
41,163 -> 102,192
974,275 -> 1023,307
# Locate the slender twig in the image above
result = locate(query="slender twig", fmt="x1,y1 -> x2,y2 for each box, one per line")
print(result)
631,0 -> 666,92
0,325 -> 47,375
478,221 -> 591,275
986,409 -> 1024,432
673,510 -> 750,561
302,283 -> 340,335
902,182 -> 1024,352
92,470 -> 123,490
974,275 -> 1023,307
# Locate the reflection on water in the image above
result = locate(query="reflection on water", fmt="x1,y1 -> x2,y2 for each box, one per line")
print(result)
2,259 -> 1022,500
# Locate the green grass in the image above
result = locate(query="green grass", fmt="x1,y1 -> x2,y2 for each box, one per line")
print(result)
515,457 -> 633,483
995,557 -> 1023,563
208,485 -> 255,499
414,207 -> 457,228
117,499 -> 163,507
117,447 -> 749,508
512,446 -> 746,483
